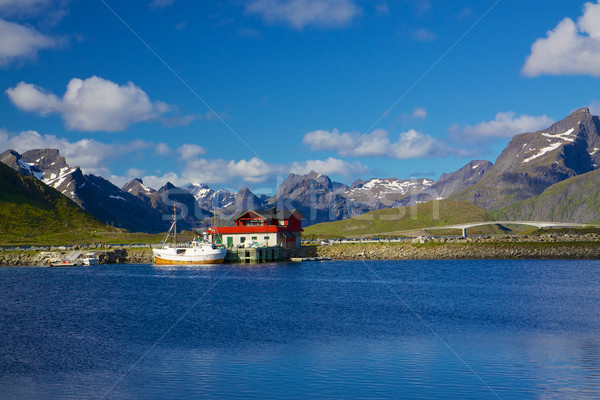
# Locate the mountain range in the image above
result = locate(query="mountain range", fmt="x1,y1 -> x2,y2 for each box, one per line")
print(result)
3,107 -> 600,232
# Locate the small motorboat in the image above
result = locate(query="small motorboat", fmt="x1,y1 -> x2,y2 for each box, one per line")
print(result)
82,253 -> 99,265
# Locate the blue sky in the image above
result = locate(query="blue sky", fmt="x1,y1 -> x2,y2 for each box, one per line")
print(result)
1,0 -> 599,194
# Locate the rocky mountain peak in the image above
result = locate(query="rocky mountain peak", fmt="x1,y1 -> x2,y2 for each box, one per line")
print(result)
21,148 -> 70,177
454,107 -> 600,209
122,178 -> 155,200
0,149 -> 44,178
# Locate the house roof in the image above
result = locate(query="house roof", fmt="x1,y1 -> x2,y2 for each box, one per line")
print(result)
230,208 -> 305,221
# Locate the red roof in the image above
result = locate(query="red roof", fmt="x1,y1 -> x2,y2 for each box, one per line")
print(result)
208,225 -> 302,234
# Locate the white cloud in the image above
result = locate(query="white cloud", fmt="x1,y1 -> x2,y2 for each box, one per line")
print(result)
450,111 -> 554,142
178,144 -> 206,160
245,0 -> 361,29
523,1 -> 600,77
0,18 -> 60,66
6,76 -> 169,131
302,128 -> 355,151
155,143 -> 172,155
138,172 -> 180,190
290,157 -> 369,176
0,129 -> 148,176
126,168 -> 146,178
303,128 -> 454,158
135,155 -> 369,189
412,107 -> 427,120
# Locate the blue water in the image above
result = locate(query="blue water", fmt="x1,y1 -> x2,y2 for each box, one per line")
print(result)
1,260 -> 600,399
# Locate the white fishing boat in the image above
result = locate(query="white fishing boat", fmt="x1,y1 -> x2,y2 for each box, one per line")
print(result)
82,253 -> 99,265
152,207 -> 227,265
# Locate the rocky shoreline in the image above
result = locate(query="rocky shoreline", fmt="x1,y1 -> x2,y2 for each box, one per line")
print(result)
315,242 -> 600,260
315,233 -> 600,260
1,234 -> 600,266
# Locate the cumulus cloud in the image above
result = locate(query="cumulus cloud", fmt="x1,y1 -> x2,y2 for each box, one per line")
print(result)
303,128 -> 455,158
450,111 -> 554,142
245,0 -> 361,29
6,76 -> 169,131
0,129 -> 149,176
0,18 -> 61,66
134,155 -> 369,189
155,143 -> 172,155
178,144 -> 206,160
523,1 -> 600,77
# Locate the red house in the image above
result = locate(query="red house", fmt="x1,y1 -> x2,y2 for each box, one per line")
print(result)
207,208 -> 305,249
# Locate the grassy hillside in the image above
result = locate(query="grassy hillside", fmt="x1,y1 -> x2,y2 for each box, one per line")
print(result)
0,162 -> 118,244
495,169 -> 600,224
304,200 -> 499,238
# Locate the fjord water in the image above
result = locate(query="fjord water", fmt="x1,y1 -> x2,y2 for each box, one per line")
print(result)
1,260 -> 600,399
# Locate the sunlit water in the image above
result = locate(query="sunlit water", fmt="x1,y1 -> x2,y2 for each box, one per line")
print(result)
1,259 -> 600,399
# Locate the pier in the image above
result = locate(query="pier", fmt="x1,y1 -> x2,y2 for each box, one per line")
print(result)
224,246 -> 317,263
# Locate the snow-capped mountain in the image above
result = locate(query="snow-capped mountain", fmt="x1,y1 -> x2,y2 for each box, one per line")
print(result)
0,149 -> 169,232
1,149 -> 84,205
344,177 -> 435,209
455,107 -> 600,209
267,171 -> 370,225
396,160 -> 493,206
186,183 -> 236,210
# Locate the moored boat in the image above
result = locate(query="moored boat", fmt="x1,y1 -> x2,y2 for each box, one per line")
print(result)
152,206 -> 227,265
83,253 -> 99,265
153,239 -> 227,265
50,260 -> 81,267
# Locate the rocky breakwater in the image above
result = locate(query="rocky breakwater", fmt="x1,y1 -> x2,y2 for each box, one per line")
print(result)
0,248 -> 129,267
316,233 -> 600,260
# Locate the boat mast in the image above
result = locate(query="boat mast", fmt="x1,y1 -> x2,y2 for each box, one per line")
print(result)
173,205 -> 177,245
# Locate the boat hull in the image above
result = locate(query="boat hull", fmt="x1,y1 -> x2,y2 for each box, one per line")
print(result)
153,256 -> 225,265
152,247 -> 227,265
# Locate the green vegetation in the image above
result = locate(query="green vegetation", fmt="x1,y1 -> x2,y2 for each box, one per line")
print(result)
0,161 -> 110,244
0,162 -> 203,246
304,200 -> 501,239
495,169 -> 600,224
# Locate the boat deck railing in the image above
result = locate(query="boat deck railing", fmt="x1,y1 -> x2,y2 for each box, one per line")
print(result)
151,241 -> 217,249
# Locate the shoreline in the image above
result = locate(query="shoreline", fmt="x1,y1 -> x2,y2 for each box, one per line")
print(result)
1,233 -> 600,266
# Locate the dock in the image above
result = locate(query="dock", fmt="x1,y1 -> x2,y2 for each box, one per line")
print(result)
225,246 -> 318,263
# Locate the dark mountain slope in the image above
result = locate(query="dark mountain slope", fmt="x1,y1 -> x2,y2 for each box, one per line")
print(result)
454,108 -> 600,209
0,161 -> 109,236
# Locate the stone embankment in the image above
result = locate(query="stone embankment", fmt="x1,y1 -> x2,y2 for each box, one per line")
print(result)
315,234 -> 600,260
2,233 -> 600,266
0,248 -> 131,267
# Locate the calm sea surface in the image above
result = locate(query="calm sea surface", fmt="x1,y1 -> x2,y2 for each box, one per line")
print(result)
1,259 -> 600,399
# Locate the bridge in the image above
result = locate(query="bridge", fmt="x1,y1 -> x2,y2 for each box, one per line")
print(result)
423,221 -> 596,237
